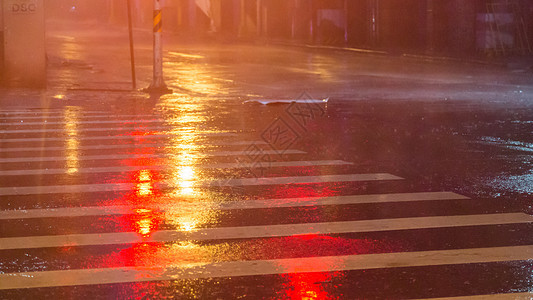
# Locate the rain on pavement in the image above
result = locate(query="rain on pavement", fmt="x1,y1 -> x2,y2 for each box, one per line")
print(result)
1,16 -> 533,300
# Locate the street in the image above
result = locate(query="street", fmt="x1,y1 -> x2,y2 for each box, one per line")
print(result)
0,22 -> 532,299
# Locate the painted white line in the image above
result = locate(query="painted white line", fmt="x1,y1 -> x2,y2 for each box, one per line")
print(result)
0,159 -> 340,176
0,110 -> 105,116
0,173 -> 400,195
0,165 -> 162,176
0,149 -> 306,165
0,140 -> 268,152
0,132 -> 237,143
0,110 -> 105,113
0,154 -> 164,163
219,191 -> 469,209
0,114 -> 156,121
0,192 -> 468,220
0,119 -> 162,126
0,125 -> 174,134
0,144 -> 156,153
1,244 -> 532,289
203,173 -> 402,187
0,183 -> 134,196
418,292 -> 533,300
2,213 -> 531,250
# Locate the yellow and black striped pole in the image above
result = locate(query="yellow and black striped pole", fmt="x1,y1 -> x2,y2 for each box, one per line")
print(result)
145,0 -> 171,94
153,8 -> 162,34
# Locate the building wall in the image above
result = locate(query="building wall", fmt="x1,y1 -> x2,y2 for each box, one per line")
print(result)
433,0 -> 477,55
44,0 -> 531,57
1,3 -> 4,80
376,0 -> 426,51
263,0 -> 291,39
345,0 -> 370,47
19,0 -> 532,61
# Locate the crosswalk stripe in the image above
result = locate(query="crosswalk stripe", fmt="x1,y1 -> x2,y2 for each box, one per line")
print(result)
1,213 -> 530,250
0,140 -> 268,152
207,173 -> 402,187
0,114 -> 155,120
0,119 -> 162,126
0,126 -> 176,134
0,173 -> 401,196
1,244 -> 532,290
0,149 -> 306,164
0,159 -> 346,176
419,292 -> 533,300
5,113 -> 522,297
0,192 -> 468,220
0,132 -> 237,143
0,110 -> 104,114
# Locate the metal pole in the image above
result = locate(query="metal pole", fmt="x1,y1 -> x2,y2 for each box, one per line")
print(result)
145,0 -> 171,94
257,0 -> 262,37
291,0 -> 296,40
127,0 -> 136,89
344,0 -> 349,45
372,0 -> 378,46
239,0 -> 246,37
426,0 -> 434,52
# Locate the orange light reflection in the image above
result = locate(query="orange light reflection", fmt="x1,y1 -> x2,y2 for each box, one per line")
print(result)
63,107 -> 80,174
166,62 -> 230,95
157,96 -> 219,233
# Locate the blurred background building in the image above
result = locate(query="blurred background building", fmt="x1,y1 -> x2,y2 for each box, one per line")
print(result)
99,0 -> 533,57
2,0 -> 533,85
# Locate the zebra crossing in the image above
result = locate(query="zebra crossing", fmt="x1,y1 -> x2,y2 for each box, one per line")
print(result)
1,108 -> 532,299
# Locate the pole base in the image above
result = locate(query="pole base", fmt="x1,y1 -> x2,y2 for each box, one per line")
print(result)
142,84 -> 173,95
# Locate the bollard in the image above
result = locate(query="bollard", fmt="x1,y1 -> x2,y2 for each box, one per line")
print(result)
144,0 -> 171,94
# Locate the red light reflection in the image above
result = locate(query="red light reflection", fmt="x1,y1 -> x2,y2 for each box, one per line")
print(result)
125,169 -> 163,203
276,237 -> 346,300
114,138 -> 164,238
283,271 -> 339,300
118,209 -> 162,238
119,168 -> 163,237
273,184 -> 341,200
123,130 -> 161,137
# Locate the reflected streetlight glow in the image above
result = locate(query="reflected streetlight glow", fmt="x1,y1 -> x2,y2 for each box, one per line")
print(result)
138,169 -> 152,182
177,165 -> 196,196
179,219 -> 198,232
63,107 -> 80,174
166,63 -> 229,95
134,169 -> 155,197
136,182 -> 154,197
136,216 -> 153,236
156,95 -> 224,234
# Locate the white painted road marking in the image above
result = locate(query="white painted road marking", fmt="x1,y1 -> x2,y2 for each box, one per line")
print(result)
0,113 -> 156,120
1,245 -> 532,290
0,192 -> 468,220
0,131 -> 237,143
0,173 -> 401,195
1,213 -> 530,250
0,119 -> 162,126
0,140 -> 268,152
0,149 -> 306,164
0,159 -> 347,175
0,126 -> 176,134
419,292 -> 533,300
206,173 -> 402,187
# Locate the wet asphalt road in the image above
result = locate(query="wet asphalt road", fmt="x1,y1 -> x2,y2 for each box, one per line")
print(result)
0,22 -> 532,299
